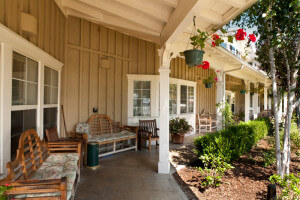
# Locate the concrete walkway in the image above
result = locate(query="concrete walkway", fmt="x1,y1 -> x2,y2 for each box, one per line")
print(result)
74,149 -> 188,200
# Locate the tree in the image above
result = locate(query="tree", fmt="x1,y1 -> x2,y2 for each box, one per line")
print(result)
229,0 -> 299,177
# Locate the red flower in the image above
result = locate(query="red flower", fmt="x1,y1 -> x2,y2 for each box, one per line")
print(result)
212,34 -> 219,40
214,78 -> 218,82
212,41 -> 216,47
196,64 -> 202,68
201,61 -> 210,70
235,29 -> 247,40
5,183 -> 10,187
217,70 -> 219,72
248,34 -> 256,42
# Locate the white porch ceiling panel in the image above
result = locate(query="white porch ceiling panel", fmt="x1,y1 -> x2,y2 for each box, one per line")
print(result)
56,0 -> 257,46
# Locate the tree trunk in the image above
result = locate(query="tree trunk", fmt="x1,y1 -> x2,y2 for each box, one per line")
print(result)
269,46 -> 282,175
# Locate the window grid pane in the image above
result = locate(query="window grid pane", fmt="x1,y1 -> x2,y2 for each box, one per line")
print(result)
180,85 -> 187,114
188,86 -> 194,113
44,66 -> 59,104
169,84 -> 177,115
133,81 -> 150,116
12,52 -> 38,106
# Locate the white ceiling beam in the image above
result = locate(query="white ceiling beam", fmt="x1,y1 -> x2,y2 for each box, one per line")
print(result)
154,0 -> 178,8
114,0 -> 171,23
219,0 -> 247,8
63,0 -> 104,20
160,0 -> 212,46
54,0 -> 68,16
66,8 -> 161,43
77,0 -> 164,33
198,10 -> 222,24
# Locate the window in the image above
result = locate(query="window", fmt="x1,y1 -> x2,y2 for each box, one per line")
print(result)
230,45 -> 236,55
220,43 -> 227,49
12,52 -> 38,105
44,67 -> 59,134
188,86 -> 194,113
236,49 -> 241,58
250,93 -> 253,107
11,52 -> 38,160
180,85 -> 187,113
44,66 -> 58,104
169,84 -> 177,114
180,85 -> 194,114
133,81 -> 150,116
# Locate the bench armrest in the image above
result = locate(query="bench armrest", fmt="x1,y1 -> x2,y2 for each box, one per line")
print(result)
121,125 -> 139,135
4,177 -> 67,200
47,141 -> 82,168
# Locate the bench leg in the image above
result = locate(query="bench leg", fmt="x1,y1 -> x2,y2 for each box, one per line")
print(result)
156,141 -> 158,149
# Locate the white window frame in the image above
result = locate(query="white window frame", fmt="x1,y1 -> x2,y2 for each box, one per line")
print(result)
127,74 -> 159,123
0,24 -> 63,173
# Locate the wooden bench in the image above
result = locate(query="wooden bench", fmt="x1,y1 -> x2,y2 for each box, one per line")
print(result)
0,129 -> 81,200
75,114 -> 138,165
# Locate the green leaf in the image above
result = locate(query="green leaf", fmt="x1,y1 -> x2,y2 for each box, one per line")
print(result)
228,36 -> 233,43
220,28 -> 227,34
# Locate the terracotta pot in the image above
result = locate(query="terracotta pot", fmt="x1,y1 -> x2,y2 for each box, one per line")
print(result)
171,134 -> 184,144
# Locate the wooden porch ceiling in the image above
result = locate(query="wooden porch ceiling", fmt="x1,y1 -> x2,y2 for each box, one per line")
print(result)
55,0 -> 257,46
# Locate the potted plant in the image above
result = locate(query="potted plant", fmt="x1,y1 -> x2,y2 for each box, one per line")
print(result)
169,117 -> 193,144
0,183 -> 12,200
240,90 -> 246,94
203,75 -> 217,88
182,17 -> 256,68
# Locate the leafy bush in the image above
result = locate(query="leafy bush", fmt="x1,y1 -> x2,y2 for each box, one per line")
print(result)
194,120 -> 268,162
269,173 -> 300,200
198,154 -> 234,188
256,117 -> 274,136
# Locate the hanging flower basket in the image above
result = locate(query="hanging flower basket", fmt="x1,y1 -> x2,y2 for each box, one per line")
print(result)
205,82 -> 213,88
240,90 -> 246,94
183,49 -> 205,67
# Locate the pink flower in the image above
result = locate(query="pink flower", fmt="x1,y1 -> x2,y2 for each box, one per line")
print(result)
217,70 -> 219,72
212,34 -> 219,40
248,34 -> 256,42
235,29 -> 247,40
201,61 -> 210,70
5,183 -> 10,187
214,78 -> 218,82
212,41 -> 216,47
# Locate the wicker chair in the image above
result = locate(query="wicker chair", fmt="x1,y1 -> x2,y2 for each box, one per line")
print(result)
139,119 -> 159,151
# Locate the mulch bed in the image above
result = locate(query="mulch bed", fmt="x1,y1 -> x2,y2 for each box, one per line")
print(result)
173,137 -> 300,200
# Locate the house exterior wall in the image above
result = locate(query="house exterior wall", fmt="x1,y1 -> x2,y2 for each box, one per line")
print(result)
0,0 -> 66,62
63,16 -> 217,134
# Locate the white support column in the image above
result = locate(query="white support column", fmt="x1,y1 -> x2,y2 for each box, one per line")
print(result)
253,83 -> 259,119
264,87 -> 268,110
244,80 -> 250,122
0,43 -> 12,173
215,70 -> 225,131
268,97 -> 272,110
157,45 -> 173,174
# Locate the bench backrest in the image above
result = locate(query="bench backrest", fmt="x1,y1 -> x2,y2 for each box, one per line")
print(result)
87,114 -> 113,134
139,119 -> 158,137
5,129 -> 50,181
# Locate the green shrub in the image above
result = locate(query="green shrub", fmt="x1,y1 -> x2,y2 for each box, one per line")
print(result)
256,117 -> 274,136
270,173 -> 300,200
198,154 -> 234,188
194,120 -> 268,163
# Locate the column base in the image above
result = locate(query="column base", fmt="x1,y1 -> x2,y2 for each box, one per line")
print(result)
158,161 -> 170,174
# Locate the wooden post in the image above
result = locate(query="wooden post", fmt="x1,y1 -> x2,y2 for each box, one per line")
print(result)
267,184 -> 276,200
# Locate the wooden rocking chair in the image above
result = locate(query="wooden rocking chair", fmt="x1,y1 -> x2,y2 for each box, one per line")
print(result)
139,119 -> 159,151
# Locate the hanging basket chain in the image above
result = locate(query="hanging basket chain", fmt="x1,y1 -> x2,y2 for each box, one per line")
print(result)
186,16 -> 197,50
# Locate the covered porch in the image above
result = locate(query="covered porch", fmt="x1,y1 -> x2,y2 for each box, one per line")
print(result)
0,0 -> 268,176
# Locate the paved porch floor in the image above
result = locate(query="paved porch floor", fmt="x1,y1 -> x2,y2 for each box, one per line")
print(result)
74,148 -> 188,200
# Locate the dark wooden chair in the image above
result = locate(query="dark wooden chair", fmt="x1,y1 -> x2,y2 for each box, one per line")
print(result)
139,119 -> 159,151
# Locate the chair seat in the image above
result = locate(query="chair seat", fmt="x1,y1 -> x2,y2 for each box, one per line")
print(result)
88,130 -> 136,143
